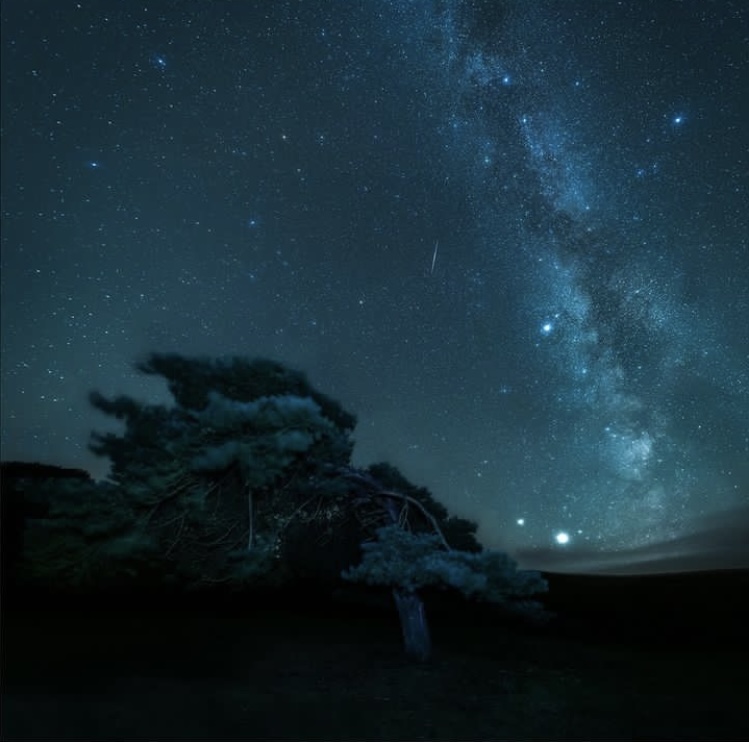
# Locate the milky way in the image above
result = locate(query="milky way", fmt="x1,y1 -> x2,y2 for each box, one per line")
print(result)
1,1 -> 747,571
389,1 -> 748,565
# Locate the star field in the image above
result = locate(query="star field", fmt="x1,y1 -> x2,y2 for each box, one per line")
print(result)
2,1 -> 747,572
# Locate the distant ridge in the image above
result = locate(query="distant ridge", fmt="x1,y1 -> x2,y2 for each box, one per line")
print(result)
539,568 -> 749,645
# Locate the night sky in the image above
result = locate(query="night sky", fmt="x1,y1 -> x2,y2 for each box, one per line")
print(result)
2,1 -> 748,573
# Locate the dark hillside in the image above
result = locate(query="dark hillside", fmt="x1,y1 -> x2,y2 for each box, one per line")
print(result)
540,569 -> 749,646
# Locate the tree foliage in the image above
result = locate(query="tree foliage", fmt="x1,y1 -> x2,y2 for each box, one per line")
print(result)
136,353 -> 356,432
16,477 -> 156,588
2,462 -> 103,588
7,352 -> 550,656
81,354 -> 358,588
365,463 -> 482,552
342,524 -> 548,607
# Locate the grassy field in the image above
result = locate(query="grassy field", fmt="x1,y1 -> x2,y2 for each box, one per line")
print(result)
2,571 -> 748,740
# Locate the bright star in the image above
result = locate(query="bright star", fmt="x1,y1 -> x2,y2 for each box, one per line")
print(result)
516,518 -> 525,526
555,531 -> 570,545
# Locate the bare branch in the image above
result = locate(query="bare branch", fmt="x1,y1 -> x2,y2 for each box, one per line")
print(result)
277,494 -> 323,533
247,483 -> 254,550
196,522 -> 239,547
374,490 -> 452,551
337,466 -> 452,550
164,514 -> 187,557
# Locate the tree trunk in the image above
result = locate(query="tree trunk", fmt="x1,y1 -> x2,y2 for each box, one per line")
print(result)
392,587 -> 431,662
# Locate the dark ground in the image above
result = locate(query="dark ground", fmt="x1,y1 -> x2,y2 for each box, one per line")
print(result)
2,570 -> 748,741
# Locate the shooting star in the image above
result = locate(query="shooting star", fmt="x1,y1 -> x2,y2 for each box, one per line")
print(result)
430,240 -> 439,274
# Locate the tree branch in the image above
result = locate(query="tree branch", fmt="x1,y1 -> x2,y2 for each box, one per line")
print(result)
339,468 -> 453,551
247,484 -> 254,550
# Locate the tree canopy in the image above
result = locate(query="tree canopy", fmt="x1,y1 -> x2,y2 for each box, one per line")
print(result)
82,354 -> 358,588
7,352 -> 548,658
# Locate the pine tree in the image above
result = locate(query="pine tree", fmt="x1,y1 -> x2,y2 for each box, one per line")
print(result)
85,354 -> 356,588
339,472 -> 549,661
9,353 -> 549,662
